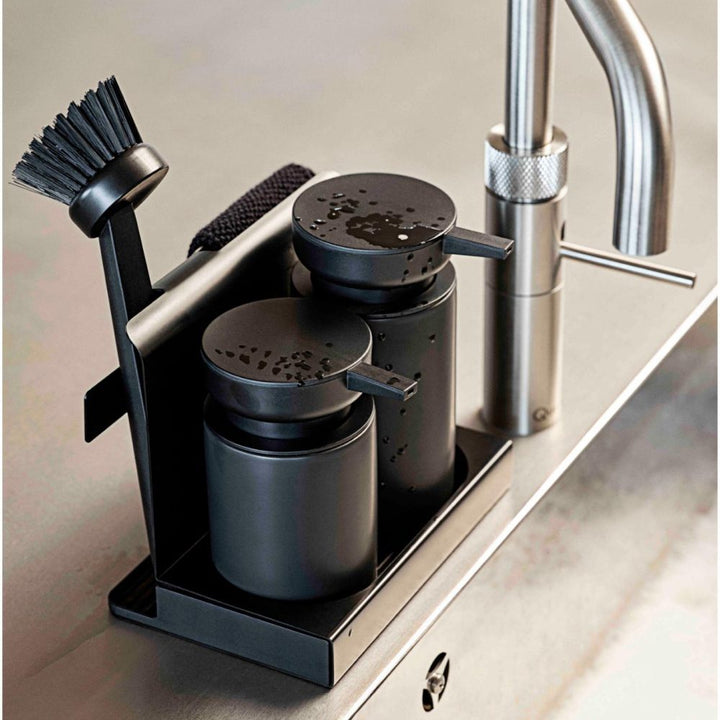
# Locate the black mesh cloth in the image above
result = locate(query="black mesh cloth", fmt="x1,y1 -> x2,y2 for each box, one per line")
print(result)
188,163 -> 315,256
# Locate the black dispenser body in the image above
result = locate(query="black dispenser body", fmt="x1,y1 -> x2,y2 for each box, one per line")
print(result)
292,263 -> 457,532
204,395 -> 377,601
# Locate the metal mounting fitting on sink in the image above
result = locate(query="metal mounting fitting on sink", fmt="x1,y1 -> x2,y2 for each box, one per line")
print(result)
483,0 -> 697,436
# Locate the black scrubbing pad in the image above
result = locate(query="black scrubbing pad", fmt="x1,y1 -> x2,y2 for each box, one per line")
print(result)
188,163 -> 315,256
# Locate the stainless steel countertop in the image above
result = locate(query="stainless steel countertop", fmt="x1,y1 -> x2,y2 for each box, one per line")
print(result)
4,0 -> 716,717
355,305 -> 717,720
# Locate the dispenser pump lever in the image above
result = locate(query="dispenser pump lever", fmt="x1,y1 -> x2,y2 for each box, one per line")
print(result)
346,363 -> 418,401
442,227 -> 514,259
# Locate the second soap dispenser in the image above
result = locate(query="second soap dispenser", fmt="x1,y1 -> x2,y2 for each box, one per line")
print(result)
291,173 -> 513,534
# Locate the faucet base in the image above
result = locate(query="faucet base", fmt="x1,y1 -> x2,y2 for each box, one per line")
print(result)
483,137 -> 567,436
483,284 -> 563,436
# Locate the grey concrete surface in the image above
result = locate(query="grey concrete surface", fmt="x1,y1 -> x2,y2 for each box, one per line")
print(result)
3,0 -> 717,717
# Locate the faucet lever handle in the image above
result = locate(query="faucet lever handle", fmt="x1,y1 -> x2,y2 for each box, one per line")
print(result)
442,226 -> 514,260
560,241 -> 696,288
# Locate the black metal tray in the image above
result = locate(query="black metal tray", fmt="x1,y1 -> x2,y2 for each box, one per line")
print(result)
109,426 -> 512,687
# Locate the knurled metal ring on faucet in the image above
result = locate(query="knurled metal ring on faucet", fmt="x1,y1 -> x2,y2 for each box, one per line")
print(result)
485,125 -> 568,203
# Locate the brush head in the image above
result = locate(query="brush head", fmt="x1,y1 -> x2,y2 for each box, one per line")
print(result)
12,76 -> 167,237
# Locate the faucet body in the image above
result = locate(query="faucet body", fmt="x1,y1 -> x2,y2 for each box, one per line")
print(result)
483,0 -> 682,436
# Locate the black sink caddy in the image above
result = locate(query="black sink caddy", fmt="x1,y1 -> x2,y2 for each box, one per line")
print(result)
81,170 -> 513,687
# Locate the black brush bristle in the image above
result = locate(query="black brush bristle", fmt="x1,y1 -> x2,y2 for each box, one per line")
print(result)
12,77 -> 143,205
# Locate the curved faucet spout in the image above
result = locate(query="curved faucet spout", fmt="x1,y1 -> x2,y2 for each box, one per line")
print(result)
566,0 -> 673,256
504,0 -> 673,256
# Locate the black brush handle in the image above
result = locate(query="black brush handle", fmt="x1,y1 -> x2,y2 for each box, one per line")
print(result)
99,204 -> 155,316
99,204 -> 157,559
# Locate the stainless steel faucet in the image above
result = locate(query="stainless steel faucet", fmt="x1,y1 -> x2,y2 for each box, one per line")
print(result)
483,0 -> 697,436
